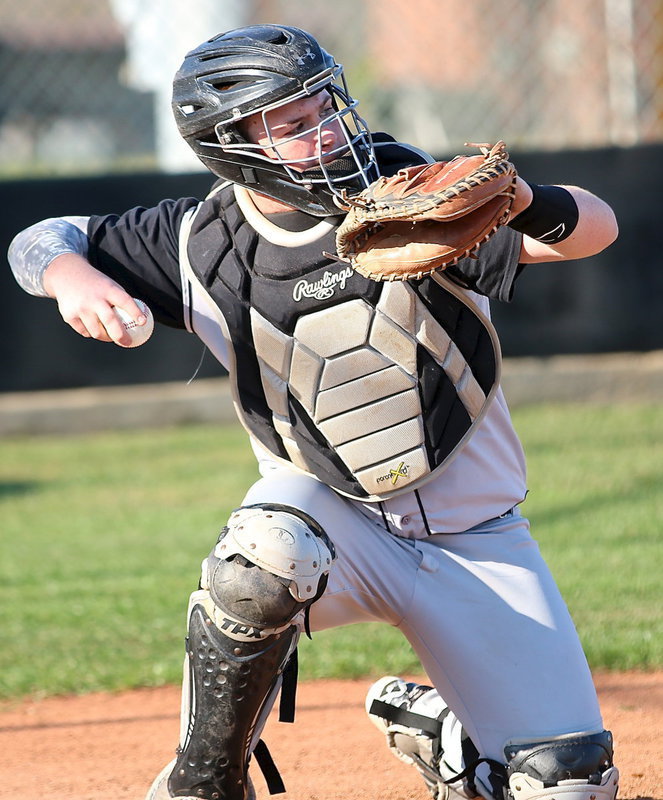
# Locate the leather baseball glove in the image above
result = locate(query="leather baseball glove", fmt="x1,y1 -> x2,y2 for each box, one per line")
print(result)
335,141 -> 518,281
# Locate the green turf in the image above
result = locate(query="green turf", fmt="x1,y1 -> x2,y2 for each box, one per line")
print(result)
0,403 -> 661,699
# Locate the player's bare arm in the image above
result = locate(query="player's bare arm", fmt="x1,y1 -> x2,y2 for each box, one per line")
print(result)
8,218 -> 145,346
510,176 -> 618,263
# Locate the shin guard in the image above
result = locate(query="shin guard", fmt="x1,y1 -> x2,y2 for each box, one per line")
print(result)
167,598 -> 296,800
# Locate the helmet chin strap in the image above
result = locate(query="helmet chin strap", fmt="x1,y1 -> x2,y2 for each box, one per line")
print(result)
233,185 -> 337,247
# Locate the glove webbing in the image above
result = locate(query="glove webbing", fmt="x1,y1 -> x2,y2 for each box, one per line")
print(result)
362,162 -> 515,220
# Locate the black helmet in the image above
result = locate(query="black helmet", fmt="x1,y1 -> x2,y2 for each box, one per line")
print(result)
172,25 -> 378,216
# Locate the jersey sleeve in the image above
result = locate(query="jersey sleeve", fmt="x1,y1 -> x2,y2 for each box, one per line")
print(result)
86,197 -> 200,328
443,226 -> 525,302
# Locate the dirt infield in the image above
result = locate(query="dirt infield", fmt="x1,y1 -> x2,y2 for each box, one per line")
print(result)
2,672 -> 660,800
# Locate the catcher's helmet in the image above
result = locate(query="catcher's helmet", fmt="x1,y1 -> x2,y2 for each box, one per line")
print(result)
172,25 -> 378,216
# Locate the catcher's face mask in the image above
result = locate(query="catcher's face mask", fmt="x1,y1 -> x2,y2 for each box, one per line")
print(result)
215,69 -> 377,205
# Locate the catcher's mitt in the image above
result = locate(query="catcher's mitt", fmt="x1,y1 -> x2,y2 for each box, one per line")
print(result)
335,141 -> 518,281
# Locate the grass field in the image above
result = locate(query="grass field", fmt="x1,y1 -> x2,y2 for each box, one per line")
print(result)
1,403 -> 662,699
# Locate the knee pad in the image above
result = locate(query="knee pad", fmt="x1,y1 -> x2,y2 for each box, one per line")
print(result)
505,731 -> 619,800
203,503 -> 336,640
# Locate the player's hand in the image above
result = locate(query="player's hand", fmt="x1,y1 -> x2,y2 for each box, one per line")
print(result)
43,253 -> 146,346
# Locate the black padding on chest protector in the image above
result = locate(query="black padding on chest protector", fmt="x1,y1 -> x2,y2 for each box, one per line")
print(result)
251,226 -> 382,332
412,278 -> 497,463
252,230 -> 381,497
418,348 -> 473,460
188,189 -> 290,460
287,394 -> 365,497
413,278 -> 497,395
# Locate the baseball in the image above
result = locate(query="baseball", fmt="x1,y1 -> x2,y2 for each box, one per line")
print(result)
114,298 -> 154,347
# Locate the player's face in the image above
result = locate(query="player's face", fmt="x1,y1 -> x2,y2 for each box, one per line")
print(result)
242,90 -> 345,170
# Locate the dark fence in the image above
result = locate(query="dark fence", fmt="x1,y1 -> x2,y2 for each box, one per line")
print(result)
1,144 -> 661,393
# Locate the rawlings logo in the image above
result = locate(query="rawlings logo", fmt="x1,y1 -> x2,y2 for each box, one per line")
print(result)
293,266 -> 354,301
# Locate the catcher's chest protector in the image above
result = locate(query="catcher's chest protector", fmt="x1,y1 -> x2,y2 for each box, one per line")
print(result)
183,186 -> 501,501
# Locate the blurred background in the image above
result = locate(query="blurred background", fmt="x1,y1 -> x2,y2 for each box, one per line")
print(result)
0,0 -> 662,392
1,0 -> 660,175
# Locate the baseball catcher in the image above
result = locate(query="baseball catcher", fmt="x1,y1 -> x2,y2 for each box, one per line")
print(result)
8,23 -> 619,800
